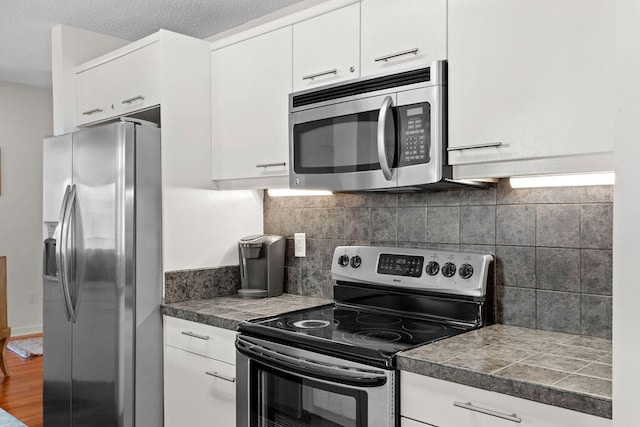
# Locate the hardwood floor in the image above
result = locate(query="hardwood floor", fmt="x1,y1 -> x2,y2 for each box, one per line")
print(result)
0,334 -> 43,427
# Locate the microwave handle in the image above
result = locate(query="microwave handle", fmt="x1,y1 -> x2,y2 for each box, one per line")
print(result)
377,96 -> 394,181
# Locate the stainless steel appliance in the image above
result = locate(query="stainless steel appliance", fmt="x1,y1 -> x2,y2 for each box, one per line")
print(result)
236,245 -> 494,427
238,234 -> 285,299
42,119 -> 162,427
289,61 -> 486,191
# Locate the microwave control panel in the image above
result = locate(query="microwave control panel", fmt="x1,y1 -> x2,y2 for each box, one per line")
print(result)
399,103 -> 431,166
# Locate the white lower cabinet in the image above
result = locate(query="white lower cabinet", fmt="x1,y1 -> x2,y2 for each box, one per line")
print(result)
164,316 -> 237,427
401,372 -> 611,427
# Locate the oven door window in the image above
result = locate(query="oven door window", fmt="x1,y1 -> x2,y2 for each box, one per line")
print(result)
293,109 -> 397,174
251,363 -> 367,427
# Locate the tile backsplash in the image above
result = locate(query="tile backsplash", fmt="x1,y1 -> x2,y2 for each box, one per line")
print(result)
264,179 -> 613,339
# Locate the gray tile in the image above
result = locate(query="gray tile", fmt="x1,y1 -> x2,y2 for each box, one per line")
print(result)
284,238 -> 301,267
459,187 -> 497,205
565,335 -> 612,352
444,354 -> 512,373
398,192 -> 428,207
301,208 -> 346,239
397,207 -> 426,242
536,186 -> 586,204
536,204 -> 581,248
596,353 -> 612,364
460,206 -> 496,244
344,208 -> 370,240
520,353 -> 590,373
284,266 -> 302,295
301,267 -> 333,298
545,343 -> 609,362
427,189 -> 461,206
496,286 -> 536,328
581,204 -> 613,249
536,248 -> 580,292
577,363 -> 612,380
459,244 -> 496,255
536,290 -> 580,334
370,208 -> 397,241
496,205 -> 536,246
553,374 -> 612,399
363,193 -> 398,208
581,295 -> 612,339
580,250 -> 612,295
493,364 -> 569,385
496,178 -> 537,204
426,207 -> 460,244
496,246 -> 535,288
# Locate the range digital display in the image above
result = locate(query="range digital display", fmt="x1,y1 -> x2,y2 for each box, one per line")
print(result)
377,253 -> 424,278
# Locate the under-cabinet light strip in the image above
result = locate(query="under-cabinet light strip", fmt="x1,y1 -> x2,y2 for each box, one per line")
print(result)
509,172 -> 615,188
267,189 -> 333,197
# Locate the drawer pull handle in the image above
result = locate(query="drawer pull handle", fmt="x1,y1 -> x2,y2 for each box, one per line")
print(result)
82,108 -> 103,116
454,401 -> 521,423
122,95 -> 145,104
256,162 -> 286,168
205,371 -> 236,383
181,331 -> 210,340
374,48 -> 419,63
448,142 -> 503,152
302,69 -> 338,81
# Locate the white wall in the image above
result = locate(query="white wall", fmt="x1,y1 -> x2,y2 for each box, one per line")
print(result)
0,81 -> 53,335
613,0 -> 640,424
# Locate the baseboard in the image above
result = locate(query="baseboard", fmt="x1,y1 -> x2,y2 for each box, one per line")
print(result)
11,324 -> 43,337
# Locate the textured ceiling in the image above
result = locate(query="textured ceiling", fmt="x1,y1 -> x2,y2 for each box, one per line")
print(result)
0,0 -> 305,88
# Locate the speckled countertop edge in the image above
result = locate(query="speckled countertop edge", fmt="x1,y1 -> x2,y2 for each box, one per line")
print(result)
397,324 -> 612,419
161,293 -> 332,331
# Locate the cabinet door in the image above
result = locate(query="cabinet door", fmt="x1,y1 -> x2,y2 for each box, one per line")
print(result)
115,42 -> 161,115
292,4 -> 360,91
164,346 -> 235,427
447,0 -> 614,174
77,61 -> 116,125
361,0 -> 446,77
211,27 -> 292,182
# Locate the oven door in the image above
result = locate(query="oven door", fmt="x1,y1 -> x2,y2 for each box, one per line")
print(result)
236,335 -> 396,427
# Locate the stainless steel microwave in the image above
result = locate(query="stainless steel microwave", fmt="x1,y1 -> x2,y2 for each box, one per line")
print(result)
289,61 -> 470,192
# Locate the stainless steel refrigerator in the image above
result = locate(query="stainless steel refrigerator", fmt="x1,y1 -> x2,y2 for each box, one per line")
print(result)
42,119 -> 163,427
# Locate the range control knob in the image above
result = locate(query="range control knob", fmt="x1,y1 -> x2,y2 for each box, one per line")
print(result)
350,255 -> 362,268
425,261 -> 440,276
338,255 -> 350,267
459,263 -> 474,279
442,262 -> 457,278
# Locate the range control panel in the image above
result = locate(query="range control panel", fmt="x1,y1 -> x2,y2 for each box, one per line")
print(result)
332,246 -> 493,298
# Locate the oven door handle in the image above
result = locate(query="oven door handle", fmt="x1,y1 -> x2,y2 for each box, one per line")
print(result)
236,336 -> 388,387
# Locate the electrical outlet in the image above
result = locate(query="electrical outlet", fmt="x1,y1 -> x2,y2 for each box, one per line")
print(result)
28,291 -> 36,304
294,233 -> 306,257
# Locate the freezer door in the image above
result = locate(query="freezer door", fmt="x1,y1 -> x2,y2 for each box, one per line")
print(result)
70,122 -> 136,427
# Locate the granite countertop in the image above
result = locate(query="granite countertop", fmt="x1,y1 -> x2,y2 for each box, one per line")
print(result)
161,293 -> 331,330
397,324 -> 612,419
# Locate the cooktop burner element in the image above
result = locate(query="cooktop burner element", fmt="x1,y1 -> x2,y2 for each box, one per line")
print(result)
238,245 -> 494,368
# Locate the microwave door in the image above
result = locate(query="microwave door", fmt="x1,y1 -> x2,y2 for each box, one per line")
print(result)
290,93 -> 399,191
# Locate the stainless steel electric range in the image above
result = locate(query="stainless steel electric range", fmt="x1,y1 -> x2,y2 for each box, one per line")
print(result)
236,245 -> 494,427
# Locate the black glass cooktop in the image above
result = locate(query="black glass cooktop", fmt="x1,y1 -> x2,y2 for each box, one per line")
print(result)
239,304 -> 470,368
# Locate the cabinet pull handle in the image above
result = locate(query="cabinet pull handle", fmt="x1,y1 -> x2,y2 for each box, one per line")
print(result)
374,48 -> 419,63
302,69 -> 338,81
122,95 -> 145,104
205,371 -> 236,383
256,162 -> 287,168
447,142 -> 503,152
181,331 -> 210,340
454,401 -> 521,423
82,108 -> 103,115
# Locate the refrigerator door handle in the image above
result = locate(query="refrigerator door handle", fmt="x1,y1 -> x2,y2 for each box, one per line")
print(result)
60,185 -> 78,323
55,185 -> 72,322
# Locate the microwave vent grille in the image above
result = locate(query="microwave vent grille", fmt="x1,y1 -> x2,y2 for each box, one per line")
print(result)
292,67 -> 431,108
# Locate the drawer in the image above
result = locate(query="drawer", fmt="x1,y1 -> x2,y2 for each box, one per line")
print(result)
164,316 -> 237,365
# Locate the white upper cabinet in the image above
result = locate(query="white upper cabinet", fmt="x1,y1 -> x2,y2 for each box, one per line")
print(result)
115,42 -> 161,115
77,60 -> 116,125
293,3 -> 360,92
361,0 -> 447,76
447,0 -> 615,178
211,27 -> 292,186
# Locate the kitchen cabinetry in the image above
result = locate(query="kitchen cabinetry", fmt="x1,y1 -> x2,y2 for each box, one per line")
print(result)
76,60 -> 117,124
447,0 -> 615,178
211,27 -> 292,188
401,372 -> 611,427
292,3 -> 360,91
164,316 -> 237,427
360,0 -> 446,76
